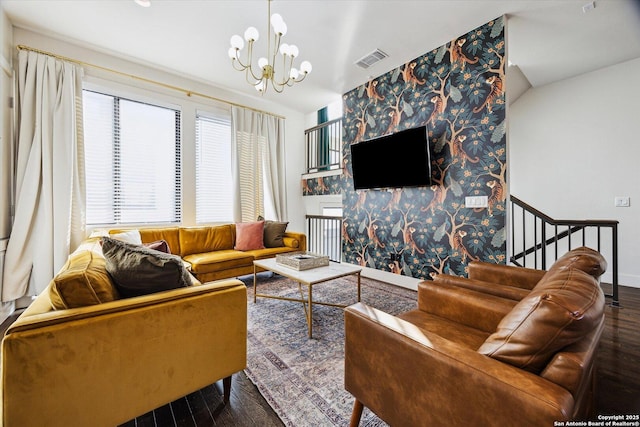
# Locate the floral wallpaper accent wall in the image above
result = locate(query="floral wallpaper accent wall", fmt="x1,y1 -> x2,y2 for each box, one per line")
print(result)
342,17 -> 507,279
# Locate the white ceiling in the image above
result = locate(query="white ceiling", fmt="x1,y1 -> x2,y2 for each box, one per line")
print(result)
3,0 -> 640,114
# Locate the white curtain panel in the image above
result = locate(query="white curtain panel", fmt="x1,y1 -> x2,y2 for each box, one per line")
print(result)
231,106 -> 287,223
2,51 -> 85,301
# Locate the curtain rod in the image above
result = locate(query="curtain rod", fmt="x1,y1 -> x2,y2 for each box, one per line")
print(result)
16,44 -> 286,120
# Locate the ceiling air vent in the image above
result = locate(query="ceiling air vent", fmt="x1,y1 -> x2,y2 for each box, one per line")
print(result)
355,49 -> 388,69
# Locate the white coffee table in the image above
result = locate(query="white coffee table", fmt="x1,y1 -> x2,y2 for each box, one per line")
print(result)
253,258 -> 362,338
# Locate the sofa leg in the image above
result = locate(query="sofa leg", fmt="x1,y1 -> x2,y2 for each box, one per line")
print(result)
349,399 -> 364,427
223,375 -> 232,404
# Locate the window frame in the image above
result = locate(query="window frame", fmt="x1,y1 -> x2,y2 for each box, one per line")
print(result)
82,82 -> 183,227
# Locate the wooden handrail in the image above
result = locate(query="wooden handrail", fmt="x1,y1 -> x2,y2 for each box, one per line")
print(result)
510,195 -> 619,306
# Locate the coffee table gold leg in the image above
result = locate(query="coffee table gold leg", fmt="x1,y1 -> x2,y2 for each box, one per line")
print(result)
253,264 -> 257,303
308,284 -> 313,339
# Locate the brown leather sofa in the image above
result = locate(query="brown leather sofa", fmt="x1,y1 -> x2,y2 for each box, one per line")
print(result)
345,247 -> 606,427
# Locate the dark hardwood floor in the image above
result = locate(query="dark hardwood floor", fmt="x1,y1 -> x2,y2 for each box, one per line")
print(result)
2,284 -> 639,426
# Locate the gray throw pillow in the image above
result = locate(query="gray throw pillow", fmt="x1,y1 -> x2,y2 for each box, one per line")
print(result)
263,220 -> 289,248
101,237 -> 192,298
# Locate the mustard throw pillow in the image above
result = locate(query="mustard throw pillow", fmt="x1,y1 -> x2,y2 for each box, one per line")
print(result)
49,250 -> 119,309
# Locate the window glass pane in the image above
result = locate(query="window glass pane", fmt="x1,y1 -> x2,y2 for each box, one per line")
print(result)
196,114 -> 232,223
83,91 -> 115,225
83,90 -> 181,225
119,100 -> 179,223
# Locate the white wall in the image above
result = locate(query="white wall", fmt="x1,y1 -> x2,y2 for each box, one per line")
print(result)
11,28 -> 307,234
510,57 -> 640,288
0,7 -> 16,321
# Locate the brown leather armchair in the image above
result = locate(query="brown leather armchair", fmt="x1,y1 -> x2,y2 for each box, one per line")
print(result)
345,247 -> 606,427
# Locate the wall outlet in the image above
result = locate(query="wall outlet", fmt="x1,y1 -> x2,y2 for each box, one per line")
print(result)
614,196 -> 630,207
465,196 -> 488,208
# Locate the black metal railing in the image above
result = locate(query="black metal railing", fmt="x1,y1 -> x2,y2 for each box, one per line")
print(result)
305,118 -> 342,173
510,195 -> 619,306
306,215 -> 342,262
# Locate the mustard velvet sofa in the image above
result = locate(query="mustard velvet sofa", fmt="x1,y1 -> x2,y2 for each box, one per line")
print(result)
1,223 -> 306,426
107,224 -> 307,283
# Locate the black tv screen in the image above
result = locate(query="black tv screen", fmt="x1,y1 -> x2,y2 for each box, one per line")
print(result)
350,126 -> 431,190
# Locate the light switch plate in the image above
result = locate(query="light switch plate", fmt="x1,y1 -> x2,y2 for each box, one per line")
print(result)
465,196 -> 488,208
614,196 -> 630,207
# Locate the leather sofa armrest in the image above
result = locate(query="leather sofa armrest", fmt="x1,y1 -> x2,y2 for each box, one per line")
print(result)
433,273 -> 531,301
283,231 -> 306,252
468,261 -> 545,290
345,303 -> 575,426
417,281 -> 516,333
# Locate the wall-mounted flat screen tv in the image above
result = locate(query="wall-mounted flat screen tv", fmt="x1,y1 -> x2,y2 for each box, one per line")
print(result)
350,125 -> 431,190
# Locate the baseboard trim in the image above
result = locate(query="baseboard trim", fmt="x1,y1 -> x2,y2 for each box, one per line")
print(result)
341,263 -> 420,291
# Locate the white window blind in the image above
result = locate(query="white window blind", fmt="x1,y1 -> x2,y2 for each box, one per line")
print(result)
195,113 -> 233,223
236,130 -> 266,222
83,90 -> 181,225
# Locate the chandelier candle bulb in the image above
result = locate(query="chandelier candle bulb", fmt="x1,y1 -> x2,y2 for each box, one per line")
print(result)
244,27 -> 259,42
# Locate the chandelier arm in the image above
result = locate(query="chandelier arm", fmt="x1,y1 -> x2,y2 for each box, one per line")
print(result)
271,33 -> 281,76
245,69 -> 262,86
296,71 -> 308,83
244,41 -> 266,82
269,78 -> 286,93
275,53 -> 292,86
231,48 -> 251,71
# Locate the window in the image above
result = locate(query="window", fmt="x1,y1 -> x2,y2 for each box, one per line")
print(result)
195,112 -> 233,223
83,90 -> 181,225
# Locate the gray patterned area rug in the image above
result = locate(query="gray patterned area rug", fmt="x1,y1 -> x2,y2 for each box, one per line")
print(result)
241,273 -> 418,427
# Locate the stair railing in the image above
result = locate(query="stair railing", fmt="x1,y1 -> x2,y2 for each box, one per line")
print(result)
304,118 -> 342,173
510,195 -> 619,306
305,215 -> 342,262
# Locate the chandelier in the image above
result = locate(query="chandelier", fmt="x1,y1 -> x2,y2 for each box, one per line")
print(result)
228,0 -> 312,94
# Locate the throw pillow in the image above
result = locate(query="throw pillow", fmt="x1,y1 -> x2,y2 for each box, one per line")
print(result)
263,220 -> 289,248
92,229 -> 143,245
101,237 -> 192,298
478,268 -> 604,374
235,221 -> 265,251
49,250 -> 119,309
143,239 -> 171,254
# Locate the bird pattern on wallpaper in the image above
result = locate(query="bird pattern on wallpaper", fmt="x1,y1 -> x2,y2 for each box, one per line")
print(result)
337,16 -> 507,279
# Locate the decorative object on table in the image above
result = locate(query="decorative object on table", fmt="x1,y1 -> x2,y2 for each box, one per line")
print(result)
275,252 -> 329,271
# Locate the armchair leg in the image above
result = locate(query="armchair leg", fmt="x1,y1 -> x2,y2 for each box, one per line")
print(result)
223,375 -> 232,404
349,399 -> 364,427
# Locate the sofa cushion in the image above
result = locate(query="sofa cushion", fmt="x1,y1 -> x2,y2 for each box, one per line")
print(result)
235,221 -> 265,251
478,268 -> 604,373
263,220 -> 289,248
49,250 -> 119,309
183,250 -> 254,275
101,237 -> 193,298
547,246 -> 607,280
180,225 -> 234,256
